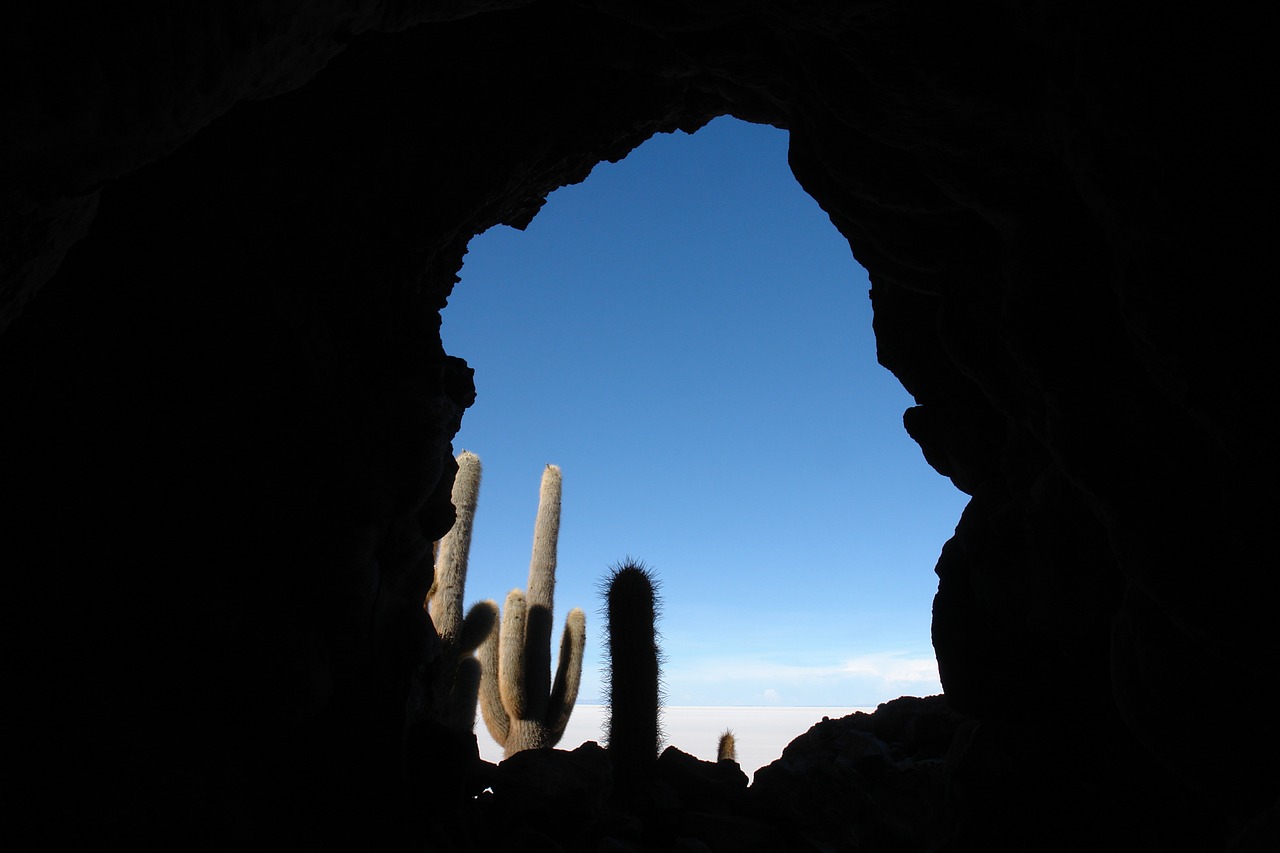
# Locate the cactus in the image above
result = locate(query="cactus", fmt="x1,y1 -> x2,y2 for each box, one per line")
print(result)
603,559 -> 663,792
425,450 -> 497,731
717,729 -> 737,763
478,464 -> 586,757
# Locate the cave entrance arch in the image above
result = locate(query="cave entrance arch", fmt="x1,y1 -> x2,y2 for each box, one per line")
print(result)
7,3 -> 1270,848
441,115 -> 967,768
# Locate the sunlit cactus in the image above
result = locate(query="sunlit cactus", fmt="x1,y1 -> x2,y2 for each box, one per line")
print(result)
478,464 -> 586,757
717,729 -> 737,763
425,450 -> 497,731
603,559 -> 663,793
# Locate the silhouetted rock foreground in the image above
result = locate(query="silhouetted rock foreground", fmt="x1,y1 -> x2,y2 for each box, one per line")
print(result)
464,696 -> 963,853
2,2 -> 1274,851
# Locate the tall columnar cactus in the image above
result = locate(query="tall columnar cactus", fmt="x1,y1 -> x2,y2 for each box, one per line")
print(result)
603,559 -> 663,792
425,450 -> 497,732
478,464 -> 586,758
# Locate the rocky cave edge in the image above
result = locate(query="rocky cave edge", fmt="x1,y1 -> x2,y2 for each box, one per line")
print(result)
2,2 -> 1274,850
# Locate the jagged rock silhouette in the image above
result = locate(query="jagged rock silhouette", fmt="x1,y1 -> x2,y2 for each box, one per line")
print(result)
1,2 -> 1273,850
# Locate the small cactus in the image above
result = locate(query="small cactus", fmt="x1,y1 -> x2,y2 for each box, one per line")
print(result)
717,729 -> 737,763
603,559 -> 663,793
478,464 -> 586,757
425,450 -> 497,731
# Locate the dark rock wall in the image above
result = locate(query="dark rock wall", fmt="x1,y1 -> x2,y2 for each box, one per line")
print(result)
2,1 -> 1273,849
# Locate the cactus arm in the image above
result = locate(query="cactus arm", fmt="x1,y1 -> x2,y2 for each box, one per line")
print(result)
497,589 -> 530,722
458,600 -> 497,656
522,464 -> 561,723
527,464 -> 561,611
429,451 -> 482,641
545,607 -> 586,746
477,600 -> 510,747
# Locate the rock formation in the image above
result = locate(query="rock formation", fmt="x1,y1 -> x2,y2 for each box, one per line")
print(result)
2,1 -> 1273,850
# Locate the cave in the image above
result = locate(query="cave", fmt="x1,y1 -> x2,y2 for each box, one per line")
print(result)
2,2 -> 1274,851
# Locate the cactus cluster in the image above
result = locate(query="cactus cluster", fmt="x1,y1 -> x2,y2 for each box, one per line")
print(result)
478,464 -> 587,758
427,457 -> 732,777
424,452 -> 585,757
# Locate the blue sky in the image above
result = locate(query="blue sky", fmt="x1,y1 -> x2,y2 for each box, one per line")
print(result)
441,116 -> 968,709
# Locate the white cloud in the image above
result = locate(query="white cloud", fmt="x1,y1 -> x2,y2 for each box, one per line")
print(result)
837,652 -> 941,684
669,651 -> 937,683
661,650 -> 942,705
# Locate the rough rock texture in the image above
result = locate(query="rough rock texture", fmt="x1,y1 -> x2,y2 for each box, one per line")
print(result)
749,697 -> 963,852
2,1 -> 1274,850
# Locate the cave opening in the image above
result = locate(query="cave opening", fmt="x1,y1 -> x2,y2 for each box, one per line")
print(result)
441,115 -> 969,771
2,4 -> 1272,846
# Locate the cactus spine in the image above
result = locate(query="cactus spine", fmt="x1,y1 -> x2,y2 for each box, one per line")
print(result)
604,559 -> 662,793
478,464 -> 586,757
425,451 -> 497,731
717,729 -> 738,763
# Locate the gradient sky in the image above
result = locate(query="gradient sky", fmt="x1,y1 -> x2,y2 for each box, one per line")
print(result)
441,115 -> 968,710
